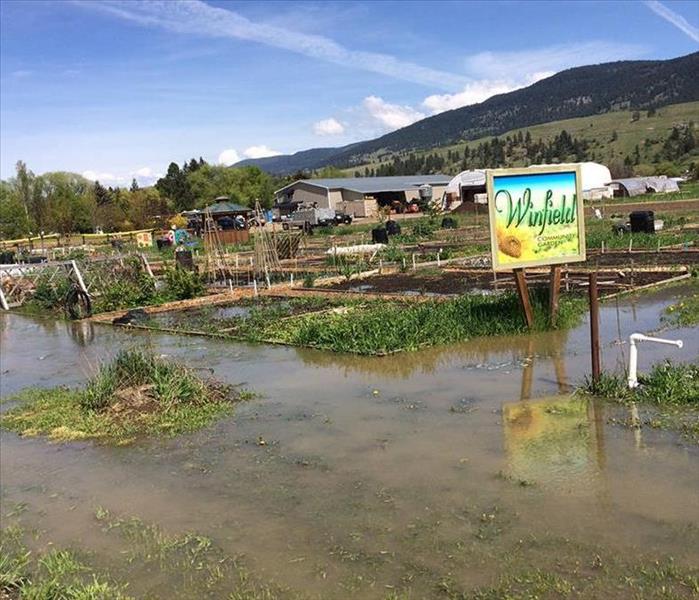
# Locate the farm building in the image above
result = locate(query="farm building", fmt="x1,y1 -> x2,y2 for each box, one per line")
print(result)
443,162 -> 614,210
608,176 -> 680,197
274,175 -> 451,218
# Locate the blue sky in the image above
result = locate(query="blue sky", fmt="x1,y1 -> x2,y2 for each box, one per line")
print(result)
1,0 -> 698,185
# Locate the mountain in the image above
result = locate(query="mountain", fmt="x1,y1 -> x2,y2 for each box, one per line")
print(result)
238,146 -> 350,173
239,52 -> 699,174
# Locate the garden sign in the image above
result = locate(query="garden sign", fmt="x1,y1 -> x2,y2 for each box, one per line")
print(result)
487,165 -> 586,271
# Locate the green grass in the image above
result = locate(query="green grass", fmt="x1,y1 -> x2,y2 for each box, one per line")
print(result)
0,525 -> 129,599
585,361 -> 699,404
0,349 -> 250,444
584,216 -> 697,250
260,290 -> 585,355
138,291 -> 585,355
663,291 -> 699,327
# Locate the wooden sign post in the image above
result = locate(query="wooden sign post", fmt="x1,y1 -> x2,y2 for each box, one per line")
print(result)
487,165 -> 586,330
588,272 -> 601,385
513,268 -> 534,327
549,265 -> 562,325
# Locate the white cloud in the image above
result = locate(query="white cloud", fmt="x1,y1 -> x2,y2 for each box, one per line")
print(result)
362,96 -> 425,130
423,81 -> 517,114
131,167 -> 162,185
464,42 -> 647,81
242,145 -> 281,159
82,170 -> 123,183
134,167 -> 154,178
422,72 -> 554,114
76,0 -> 468,90
217,148 -> 241,166
645,1 -> 699,42
313,118 -> 345,136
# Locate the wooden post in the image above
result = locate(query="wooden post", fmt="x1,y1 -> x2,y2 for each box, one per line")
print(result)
588,272 -> 601,385
513,268 -> 534,328
549,265 -> 562,325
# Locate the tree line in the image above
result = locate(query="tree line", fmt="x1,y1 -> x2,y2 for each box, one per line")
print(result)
355,125 -> 698,180
1,160 -> 280,239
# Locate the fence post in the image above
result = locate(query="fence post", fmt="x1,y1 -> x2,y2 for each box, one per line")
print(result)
589,272 -> 601,386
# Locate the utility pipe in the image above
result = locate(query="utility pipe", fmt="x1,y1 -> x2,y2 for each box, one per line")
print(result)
628,333 -> 683,389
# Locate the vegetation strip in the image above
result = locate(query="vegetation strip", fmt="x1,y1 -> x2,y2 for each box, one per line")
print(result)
0,349 -> 251,445
114,291 -> 586,356
584,361 -> 699,443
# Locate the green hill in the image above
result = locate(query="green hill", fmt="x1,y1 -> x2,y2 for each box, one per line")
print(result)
347,101 -> 699,176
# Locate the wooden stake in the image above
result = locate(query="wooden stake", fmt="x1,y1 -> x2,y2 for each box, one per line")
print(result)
549,265 -> 562,325
513,268 -> 534,328
588,272 -> 601,385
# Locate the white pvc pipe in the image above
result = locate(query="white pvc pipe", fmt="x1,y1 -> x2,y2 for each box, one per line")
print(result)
628,333 -> 683,389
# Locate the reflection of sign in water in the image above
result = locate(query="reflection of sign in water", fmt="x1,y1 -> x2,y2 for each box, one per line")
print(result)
487,166 -> 586,271
503,396 -> 601,492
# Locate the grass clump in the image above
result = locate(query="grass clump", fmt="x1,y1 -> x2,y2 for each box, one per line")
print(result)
585,361 -> 699,404
1,349 -> 248,444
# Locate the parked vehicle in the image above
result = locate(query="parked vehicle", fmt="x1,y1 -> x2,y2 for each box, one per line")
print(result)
282,206 -> 352,232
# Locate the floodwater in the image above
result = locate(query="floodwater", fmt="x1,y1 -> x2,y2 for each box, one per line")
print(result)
1,285 -> 698,598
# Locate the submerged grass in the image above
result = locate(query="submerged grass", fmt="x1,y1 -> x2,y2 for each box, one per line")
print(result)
663,291 -> 699,327
0,349 -> 250,444
0,525 -> 129,599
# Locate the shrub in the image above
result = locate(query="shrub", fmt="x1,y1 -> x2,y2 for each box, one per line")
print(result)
163,266 -> 205,301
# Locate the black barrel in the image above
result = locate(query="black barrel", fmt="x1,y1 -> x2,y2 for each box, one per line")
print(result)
385,220 -> 401,236
629,211 -> 654,234
175,249 -> 194,270
372,227 -> 389,244
441,217 -> 458,229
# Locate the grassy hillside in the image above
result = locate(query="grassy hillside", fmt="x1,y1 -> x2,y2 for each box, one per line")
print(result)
346,100 -> 699,176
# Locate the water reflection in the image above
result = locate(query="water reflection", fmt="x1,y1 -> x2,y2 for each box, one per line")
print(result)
66,320 -> 95,347
295,328 -> 571,379
502,395 -> 605,495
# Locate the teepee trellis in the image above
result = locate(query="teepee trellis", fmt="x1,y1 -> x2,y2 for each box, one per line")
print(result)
202,208 -> 233,283
252,200 -> 282,287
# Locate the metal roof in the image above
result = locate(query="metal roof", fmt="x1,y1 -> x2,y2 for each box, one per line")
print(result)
609,176 -> 679,196
275,175 -> 451,195
608,178 -> 648,196
204,200 -> 251,214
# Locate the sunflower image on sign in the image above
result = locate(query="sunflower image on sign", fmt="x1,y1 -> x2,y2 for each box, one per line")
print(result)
487,166 -> 586,271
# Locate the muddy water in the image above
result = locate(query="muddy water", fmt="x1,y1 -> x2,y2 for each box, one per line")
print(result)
1,285 -> 698,598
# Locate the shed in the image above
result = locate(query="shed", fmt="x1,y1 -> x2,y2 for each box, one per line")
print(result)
275,175 -> 451,217
645,177 -> 679,193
